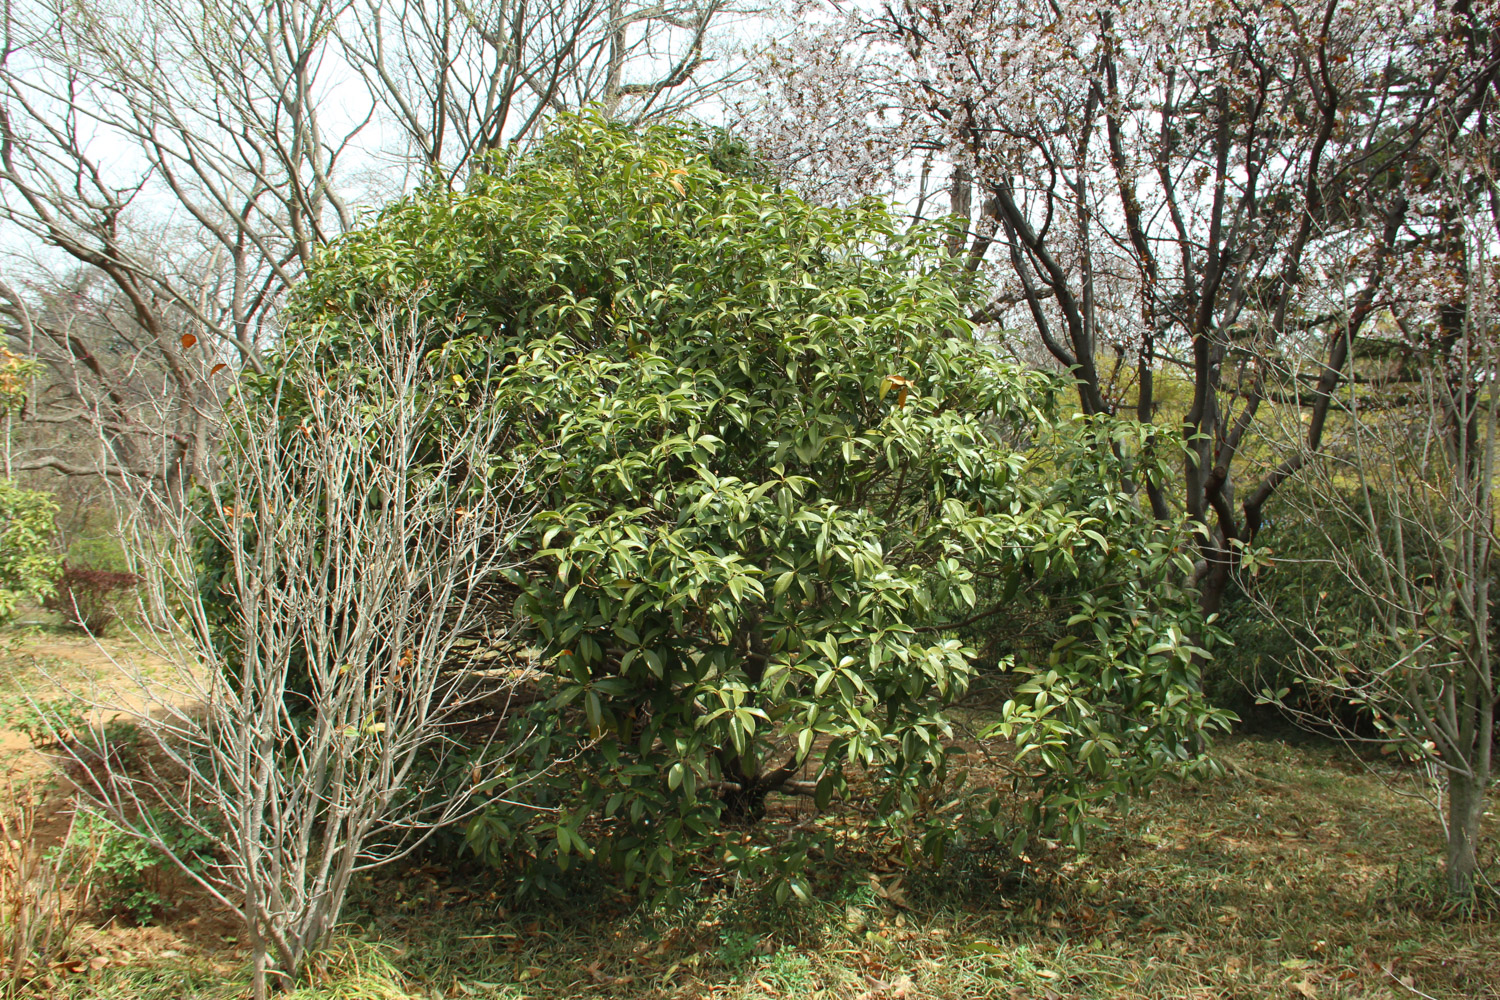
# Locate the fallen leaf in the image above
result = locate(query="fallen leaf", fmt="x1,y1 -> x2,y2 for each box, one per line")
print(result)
961,941 -> 1005,956
872,875 -> 909,908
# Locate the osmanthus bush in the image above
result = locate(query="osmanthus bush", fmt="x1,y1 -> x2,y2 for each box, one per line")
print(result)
0,353 -> 59,622
293,115 -> 1231,898
0,478 -> 59,622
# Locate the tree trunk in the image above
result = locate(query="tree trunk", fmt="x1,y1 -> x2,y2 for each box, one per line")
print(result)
1198,555 -> 1232,618
1445,767 -> 1488,898
251,940 -> 268,1000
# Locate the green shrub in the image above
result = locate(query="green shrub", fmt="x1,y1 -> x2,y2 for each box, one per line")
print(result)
1214,483 -> 1399,729
278,114 -> 1231,900
0,480 -> 60,622
63,811 -> 214,925
63,534 -> 132,576
0,697 -> 88,749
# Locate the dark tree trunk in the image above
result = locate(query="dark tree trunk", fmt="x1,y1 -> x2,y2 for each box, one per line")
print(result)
1445,767 -> 1488,898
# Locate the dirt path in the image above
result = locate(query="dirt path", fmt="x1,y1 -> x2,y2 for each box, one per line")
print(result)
5,630 -> 174,681
0,628 -> 245,978
0,630 -> 180,759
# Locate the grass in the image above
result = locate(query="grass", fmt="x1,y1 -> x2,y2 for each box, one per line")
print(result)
2,628 -> 1495,999
309,736 -> 1495,1000
0,611 -> 168,696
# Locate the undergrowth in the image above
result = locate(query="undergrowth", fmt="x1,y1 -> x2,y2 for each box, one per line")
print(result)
247,736 -> 1493,1000
1,648 -> 1489,1000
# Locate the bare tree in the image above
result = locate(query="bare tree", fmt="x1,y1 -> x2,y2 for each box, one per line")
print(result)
0,0 -> 752,487
1245,149 -> 1497,898
49,300 -> 541,996
0,0 -> 364,487
0,270 -> 218,492
339,0 -> 752,187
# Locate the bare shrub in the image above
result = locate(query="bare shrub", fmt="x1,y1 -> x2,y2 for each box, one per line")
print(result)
51,300 -> 541,997
43,565 -> 140,635
0,785 -> 96,996
1245,146 -> 1498,899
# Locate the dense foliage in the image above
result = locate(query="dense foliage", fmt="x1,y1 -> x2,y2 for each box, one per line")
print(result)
289,117 -> 1230,898
0,353 -> 60,623
0,480 -> 60,623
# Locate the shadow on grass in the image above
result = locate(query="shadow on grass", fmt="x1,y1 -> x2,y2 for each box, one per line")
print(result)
300,736 -> 1497,1000
36,734 -> 1500,1000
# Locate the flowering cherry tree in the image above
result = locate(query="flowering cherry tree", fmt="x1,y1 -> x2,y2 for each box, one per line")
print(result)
743,0 -> 1500,614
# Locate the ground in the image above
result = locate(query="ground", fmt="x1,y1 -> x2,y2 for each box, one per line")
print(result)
0,622 -> 1494,1000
